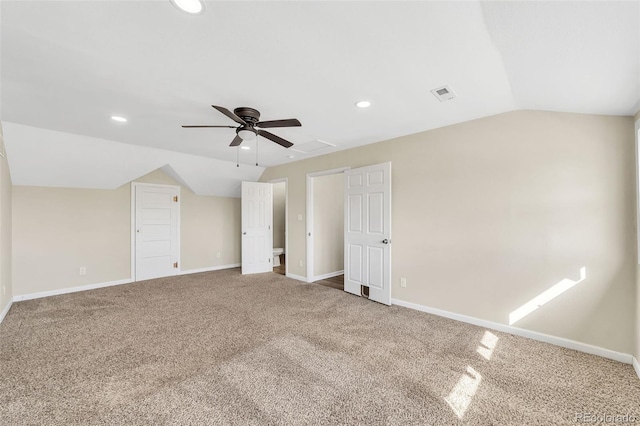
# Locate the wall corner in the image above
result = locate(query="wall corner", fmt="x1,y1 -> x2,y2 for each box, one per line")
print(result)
0,121 -> 14,321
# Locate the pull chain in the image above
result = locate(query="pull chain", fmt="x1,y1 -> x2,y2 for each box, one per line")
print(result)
237,144 -> 239,167
256,137 -> 259,166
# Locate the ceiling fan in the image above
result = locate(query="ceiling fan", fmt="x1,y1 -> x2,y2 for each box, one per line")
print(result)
182,105 -> 301,148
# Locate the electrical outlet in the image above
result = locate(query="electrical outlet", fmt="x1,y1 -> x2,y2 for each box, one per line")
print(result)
297,214 -> 303,221
299,260 -> 303,268
216,252 -> 221,258
400,278 -> 407,288
79,267 -> 86,276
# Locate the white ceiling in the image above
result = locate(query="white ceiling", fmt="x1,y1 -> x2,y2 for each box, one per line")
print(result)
1,1 -> 638,195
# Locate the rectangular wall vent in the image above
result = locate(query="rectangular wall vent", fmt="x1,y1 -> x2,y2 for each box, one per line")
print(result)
431,85 -> 456,102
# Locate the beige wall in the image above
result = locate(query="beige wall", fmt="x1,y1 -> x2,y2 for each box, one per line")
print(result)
312,173 -> 344,277
13,185 -> 130,295
12,169 -> 241,296
180,187 -> 240,270
261,110 -> 636,354
273,182 -> 286,249
0,124 -> 13,316
635,111 -> 640,361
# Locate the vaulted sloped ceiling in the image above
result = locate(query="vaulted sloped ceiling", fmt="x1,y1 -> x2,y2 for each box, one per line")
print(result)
1,1 -> 638,196
482,1 -> 639,115
2,122 -> 263,197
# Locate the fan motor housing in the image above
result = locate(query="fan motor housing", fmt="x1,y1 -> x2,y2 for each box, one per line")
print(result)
234,107 -> 260,124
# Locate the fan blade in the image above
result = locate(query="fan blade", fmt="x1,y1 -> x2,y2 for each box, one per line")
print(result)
212,105 -> 246,125
256,118 -> 301,129
258,130 -> 294,148
229,135 -> 243,147
182,125 -> 236,128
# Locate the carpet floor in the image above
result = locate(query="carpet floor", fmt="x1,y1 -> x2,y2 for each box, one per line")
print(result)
1,268 -> 639,425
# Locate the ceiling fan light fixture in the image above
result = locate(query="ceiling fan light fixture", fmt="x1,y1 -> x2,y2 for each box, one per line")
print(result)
238,129 -> 256,141
355,100 -> 372,108
183,105 -> 297,149
170,0 -> 204,14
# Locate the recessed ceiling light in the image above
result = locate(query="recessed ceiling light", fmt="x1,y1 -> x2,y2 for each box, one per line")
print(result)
355,100 -> 372,108
170,0 -> 204,14
241,146 -> 251,150
110,116 -> 127,123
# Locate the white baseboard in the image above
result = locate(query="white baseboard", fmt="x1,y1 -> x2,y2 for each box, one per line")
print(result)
391,298 -> 633,365
0,299 -> 13,324
14,278 -> 133,302
286,273 -> 309,283
633,357 -> 640,379
12,264 -> 242,303
180,263 -> 241,275
311,270 -> 344,283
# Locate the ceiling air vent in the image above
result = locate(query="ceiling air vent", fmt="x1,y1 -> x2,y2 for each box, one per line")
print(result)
431,85 -> 456,102
291,139 -> 336,154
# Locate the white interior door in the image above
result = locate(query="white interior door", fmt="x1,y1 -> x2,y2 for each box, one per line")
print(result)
344,162 -> 392,305
242,181 -> 273,274
135,184 -> 180,281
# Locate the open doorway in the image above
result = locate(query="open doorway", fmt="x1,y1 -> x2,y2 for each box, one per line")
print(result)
306,167 -> 349,289
270,179 -> 287,275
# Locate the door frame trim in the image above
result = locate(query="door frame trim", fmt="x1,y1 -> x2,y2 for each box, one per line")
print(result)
305,167 -> 350,283
267,177 -> 289,276
131,182 -> 181,282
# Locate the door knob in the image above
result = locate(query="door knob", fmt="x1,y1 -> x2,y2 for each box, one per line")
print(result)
382,239 -> 389,244
243,232 -> 247,235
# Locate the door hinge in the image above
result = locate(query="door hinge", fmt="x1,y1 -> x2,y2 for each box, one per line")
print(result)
173,262 -> 178,268
268,258 -> 271,263
173,196 -> 178,202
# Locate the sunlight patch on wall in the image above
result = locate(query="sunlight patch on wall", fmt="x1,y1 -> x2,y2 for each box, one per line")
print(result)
509,267 -> 586,325
445,366 -> 482,419
476,331 -> 499,360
